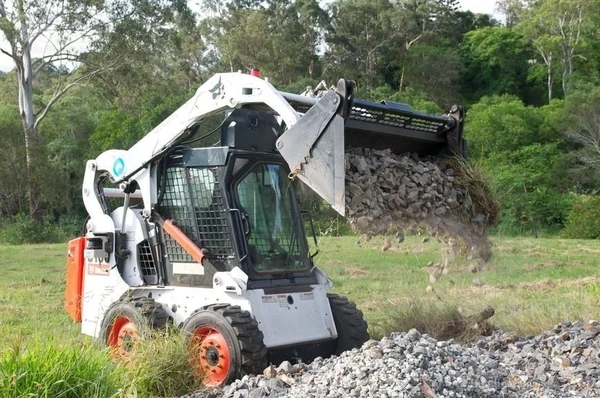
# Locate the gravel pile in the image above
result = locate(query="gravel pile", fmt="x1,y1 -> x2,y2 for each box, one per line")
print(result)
345,147 -> 495,277
183,320 -> 600,398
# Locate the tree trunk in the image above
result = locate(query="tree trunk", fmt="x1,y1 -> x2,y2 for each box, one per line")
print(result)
547,63 -> 553,102
399,65 -> 405,94
541,51 -> 553,102
23,126 -> 43,223
17,40 -> 44,223
561,45 -> 569,98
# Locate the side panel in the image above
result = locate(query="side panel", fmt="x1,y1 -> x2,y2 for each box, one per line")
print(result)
140,284 -> 337,349
134,286 -> 252,327
244,286 -> 337,348
110,207 -> 146,287
65,237 -> 86,322
81,257 -> 131,337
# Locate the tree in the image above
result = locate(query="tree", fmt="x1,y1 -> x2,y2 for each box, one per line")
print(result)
198,0 -> 328,84
518,0 -> 597,100
0,103 -> 26,217
325,0 -> 400,89
325,0 -> 463,90
491,143 -> 571,236
0,0 -> 184,221
460,27 -> 531,103
465,94 -> 564,158
394,0 -> 441,92
495,0 -> 525,27
399,41 -> 462,107
564,88 -> 600,167
467,94 -> 572,235
447,10 -> 500,45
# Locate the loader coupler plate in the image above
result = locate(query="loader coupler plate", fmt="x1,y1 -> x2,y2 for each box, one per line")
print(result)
276,91 -> 347,216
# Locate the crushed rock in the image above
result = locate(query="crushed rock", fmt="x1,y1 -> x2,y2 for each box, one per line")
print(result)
182,320 -> 600,398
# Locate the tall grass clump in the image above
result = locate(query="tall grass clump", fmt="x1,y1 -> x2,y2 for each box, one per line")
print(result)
378,298 -> 496,342
119,329 -> 205,397
443,156 -> 500,227
0,336 -> 123,398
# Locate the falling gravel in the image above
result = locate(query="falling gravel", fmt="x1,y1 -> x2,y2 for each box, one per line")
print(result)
345,147 -> 497,279
182,320 -> 600,398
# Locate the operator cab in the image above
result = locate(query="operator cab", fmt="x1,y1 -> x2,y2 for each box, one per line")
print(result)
155,109 -> 316,289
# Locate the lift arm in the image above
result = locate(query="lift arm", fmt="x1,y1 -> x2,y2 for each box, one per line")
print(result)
86,72 -> 464,221
104,73 -> 301,183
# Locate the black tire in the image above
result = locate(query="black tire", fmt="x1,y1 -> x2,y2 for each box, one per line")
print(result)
328,293 -> 370,354
100,297 -> 168,357
182,304 -> 267,387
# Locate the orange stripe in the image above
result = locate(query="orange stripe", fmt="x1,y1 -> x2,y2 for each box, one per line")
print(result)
163,220 -> 205,264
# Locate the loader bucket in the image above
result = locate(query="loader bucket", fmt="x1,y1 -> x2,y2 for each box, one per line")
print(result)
277,80 -> 465,216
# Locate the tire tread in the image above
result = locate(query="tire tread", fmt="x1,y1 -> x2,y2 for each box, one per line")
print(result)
327,293 -> 369,354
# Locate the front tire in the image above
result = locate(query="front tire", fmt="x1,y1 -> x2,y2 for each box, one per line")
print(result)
100,297 -> 168,359
182,304 -> 267,387
328,293 -> 369,354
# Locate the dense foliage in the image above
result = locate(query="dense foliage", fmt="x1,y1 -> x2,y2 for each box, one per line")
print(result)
1,0 -> 600,239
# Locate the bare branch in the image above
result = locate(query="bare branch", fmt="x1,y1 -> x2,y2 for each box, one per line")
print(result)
0,1 -> 6,18
34,60 -> 120,128
566,112 -> 600,167
0,46 -> 16,60
404,34 -> 422,51
31,26 -> 99,77
33,53 -> 79,74
28,11 -> 63,47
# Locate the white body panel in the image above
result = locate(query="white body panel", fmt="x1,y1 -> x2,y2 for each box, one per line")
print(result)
81,257 -> 130,337
111,207 -> 146,286
112,283 -> 336,348
243,286 -> 337,347
82,260 -> 338,347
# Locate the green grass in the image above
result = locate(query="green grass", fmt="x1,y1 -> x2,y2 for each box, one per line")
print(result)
120,329 -> 204,397
0,244 -> 204,397
0,244 -> 80,341
1,236 -> 599,395
314,235 -> 600,337
1,237 -> 599,342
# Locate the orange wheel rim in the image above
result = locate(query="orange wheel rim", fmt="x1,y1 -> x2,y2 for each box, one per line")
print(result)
107,316 -> 138,359
190,326 -> 231,386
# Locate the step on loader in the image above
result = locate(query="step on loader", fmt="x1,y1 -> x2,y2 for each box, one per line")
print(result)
65,70 -> 465,386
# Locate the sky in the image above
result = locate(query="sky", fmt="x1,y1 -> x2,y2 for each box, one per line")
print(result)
460,0 -> 498,15
0,0 -> 500,73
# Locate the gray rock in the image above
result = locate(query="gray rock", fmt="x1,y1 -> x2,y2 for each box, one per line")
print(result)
277,361 -> 293,373
233,389 -> 249,398
248,387 -> 268,398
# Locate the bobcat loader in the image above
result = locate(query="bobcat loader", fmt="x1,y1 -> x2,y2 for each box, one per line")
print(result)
65,71 -> 464,386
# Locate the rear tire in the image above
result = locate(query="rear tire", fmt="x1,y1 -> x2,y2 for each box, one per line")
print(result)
100,297 -> 168,359
182,304 -> 267,387
328,293 -> 369,354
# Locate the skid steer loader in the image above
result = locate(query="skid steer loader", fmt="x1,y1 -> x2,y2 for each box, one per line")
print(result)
65,71 -> 464,386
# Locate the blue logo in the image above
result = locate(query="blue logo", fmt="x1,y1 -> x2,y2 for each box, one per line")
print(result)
113,158 -> 125,177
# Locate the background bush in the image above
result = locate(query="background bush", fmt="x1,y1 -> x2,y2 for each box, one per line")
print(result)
562,195 -> 600,239
0,214 -> 85,244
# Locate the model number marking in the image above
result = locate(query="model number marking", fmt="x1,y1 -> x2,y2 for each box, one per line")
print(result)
261,295 -> 276,303
87,262 -> 109,276
300,292 -> 314,300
